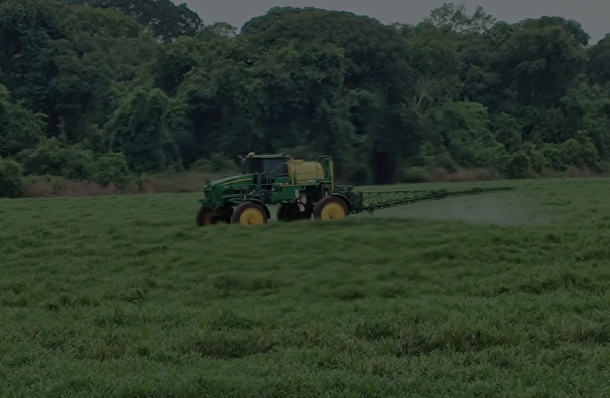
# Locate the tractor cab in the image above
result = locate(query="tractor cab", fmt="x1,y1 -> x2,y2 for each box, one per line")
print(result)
240,153 -> 292,182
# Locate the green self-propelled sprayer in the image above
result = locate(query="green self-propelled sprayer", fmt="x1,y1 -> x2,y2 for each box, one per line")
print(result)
196,153 -> 514,227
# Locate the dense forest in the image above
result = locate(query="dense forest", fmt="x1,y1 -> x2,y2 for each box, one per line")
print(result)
1,0 -> 610,197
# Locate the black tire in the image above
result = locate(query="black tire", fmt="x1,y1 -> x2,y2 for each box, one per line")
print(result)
196,206 -> 233,227
216,206 -> 234,224
196,207 -> 217,227
313,196 -> 349,221
231,201 -> 269,226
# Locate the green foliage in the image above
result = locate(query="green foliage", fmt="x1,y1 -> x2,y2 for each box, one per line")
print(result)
498,17 -> 589,105
0,156 -> 23,197
522,142 -> 548,173
398,166 -> 430,183
0,1 -> 609,183
106,88 -> 177,172
540,131 -> 600,171
430,102 -> 509,170
72,5 -> 144,39
60,144 -> 96,180
490,112 -> 522,152
241,7 -> 418,181
20,138 -> 71,177
589,35 -> 610,85
92,152 -> 130,187
190,153 -> 237,173
74,0 -> 203,43
504,151 -> 533,179
0,0 -> 112,140
19,138 -> 132,185
0,85 -> 46,157
153,36 -> 202,95
423,3 -> 496,34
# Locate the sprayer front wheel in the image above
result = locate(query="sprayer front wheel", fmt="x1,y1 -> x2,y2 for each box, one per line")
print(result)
196,207 -> 217,227
231,202 -> 269,226
314,196 -> 349,221
196,206 -> 232,227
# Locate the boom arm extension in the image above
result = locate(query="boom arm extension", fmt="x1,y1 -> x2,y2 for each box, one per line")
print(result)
352,187 -> 514,214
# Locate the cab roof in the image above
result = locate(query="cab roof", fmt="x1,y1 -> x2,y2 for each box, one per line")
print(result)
246,153 -> 292,159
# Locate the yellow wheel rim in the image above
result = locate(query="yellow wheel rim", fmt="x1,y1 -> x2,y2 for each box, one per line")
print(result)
239,207 -> 265,226
321,202 -> 346,221
204,211 -> 214,225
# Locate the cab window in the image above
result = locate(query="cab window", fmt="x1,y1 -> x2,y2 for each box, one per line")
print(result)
243,158 -> 262,174
262,159 -> 288,178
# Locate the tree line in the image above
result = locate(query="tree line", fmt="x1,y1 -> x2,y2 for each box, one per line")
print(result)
1,0 -> 610,197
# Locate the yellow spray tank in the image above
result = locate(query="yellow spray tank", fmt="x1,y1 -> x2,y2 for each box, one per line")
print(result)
286,159 -> 325,185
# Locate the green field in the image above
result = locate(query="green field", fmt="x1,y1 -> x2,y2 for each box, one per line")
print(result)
3,178 -> 610,397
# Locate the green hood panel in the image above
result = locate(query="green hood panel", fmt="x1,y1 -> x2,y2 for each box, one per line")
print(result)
208,174 -> 254,188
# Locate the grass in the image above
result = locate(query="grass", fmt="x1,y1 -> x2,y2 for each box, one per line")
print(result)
2,177 -> 610,396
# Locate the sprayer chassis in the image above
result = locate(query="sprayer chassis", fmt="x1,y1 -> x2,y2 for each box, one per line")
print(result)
196,154 -> 513,227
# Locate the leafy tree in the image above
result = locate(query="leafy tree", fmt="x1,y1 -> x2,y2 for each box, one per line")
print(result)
424,3 -> 496,34
441,101 -> 508,169
20,138 -> 69,176
497,17 -> 589,106
71,5 -> 143,38
242,7 -> 414,96
0,85 -> 46,157
589,35 -> 610,86
93,152 -> 130,187
504,151 -> 532,179
152,36 -> 201,95
202,22 -> 237,39
0,0 -> 609,186
241,7 -> 419,181
0,0 -> 111,140
489,112 -> 522,152
78,0 -> 203,43
105,88 -> 178,172
0,157 -> 23,198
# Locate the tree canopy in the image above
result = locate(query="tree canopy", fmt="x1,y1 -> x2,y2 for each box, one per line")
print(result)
1,1 -> 610,196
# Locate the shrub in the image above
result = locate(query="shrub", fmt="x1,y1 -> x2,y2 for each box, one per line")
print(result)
20,138 -> 66,176
431,152 -> 459,173
61,145 -> 96,180
20,139 -> 128,184
410,147 -> 459,173
190,153 -> 237,173
400,167 -> 430,183
20,139 -> 96,180
0,157 -> 24,198
93,153 -> 131,188
504,151 -> 533,180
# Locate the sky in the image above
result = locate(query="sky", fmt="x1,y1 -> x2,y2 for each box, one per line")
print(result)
189,0 -> 610,44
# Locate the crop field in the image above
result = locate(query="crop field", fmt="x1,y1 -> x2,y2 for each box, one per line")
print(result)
3,178 -> 610,397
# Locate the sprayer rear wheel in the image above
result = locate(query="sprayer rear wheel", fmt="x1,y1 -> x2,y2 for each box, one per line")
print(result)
314,196 -> 349,221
